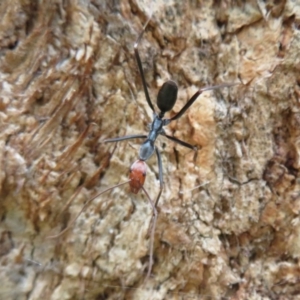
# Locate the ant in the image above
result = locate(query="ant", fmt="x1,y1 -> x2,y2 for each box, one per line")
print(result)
49,15 -> 236,281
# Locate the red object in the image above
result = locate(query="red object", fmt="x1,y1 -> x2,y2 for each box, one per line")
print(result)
129,160 -> 147,194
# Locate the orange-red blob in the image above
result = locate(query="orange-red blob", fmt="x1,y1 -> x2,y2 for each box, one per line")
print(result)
129,160 -> 147,194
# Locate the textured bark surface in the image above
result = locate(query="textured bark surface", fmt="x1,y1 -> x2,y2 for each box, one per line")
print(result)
1,0 -> 300,299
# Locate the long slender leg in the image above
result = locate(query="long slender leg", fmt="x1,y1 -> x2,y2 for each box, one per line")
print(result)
48,181 -> 130,239
141,186 -> 157,281
143,146 -> 164,280
163,134 -> 198,151
154,146 -> 163,208
134,16 -> 155,113
146,146 -> 163,242
166,83 -> 237,122
104,134 -> 147,143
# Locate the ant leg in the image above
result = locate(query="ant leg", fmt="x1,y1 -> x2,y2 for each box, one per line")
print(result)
145,146 -> 163,239
163,134 -> 198,151
165,83 -> 238,122
141,186 -> 157,281
48,181 -> 130,239
104,134 -> 147,143
134,16 -> 155,113
154,146 -> 163,208
143,146 -> 164,279
165,89 -> 203,122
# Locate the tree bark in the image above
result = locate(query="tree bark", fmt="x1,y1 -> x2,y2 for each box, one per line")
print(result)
0,0 -> 299,299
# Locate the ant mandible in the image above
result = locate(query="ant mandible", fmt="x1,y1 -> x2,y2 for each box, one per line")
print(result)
49,15 -> 235,281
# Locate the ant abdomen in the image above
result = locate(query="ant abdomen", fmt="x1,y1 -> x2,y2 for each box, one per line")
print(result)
157,80 -> 178,113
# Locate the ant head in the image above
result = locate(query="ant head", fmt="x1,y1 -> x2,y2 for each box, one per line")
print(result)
157,80 -> 178,114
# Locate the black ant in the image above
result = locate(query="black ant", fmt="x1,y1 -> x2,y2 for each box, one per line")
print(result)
49,15 -> 236,281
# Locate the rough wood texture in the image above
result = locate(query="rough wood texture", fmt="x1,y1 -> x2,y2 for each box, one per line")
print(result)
0,0 -> 300,299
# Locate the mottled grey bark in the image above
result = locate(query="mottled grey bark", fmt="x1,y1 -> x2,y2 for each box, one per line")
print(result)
0,0 -> 299,299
